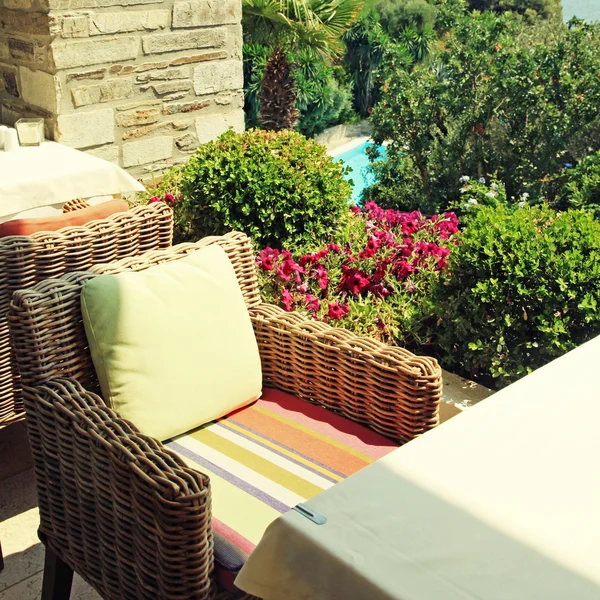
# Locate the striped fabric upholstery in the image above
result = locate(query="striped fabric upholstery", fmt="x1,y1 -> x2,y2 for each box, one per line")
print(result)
166,388 -> 398,590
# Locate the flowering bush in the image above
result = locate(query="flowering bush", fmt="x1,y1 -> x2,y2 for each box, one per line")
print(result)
432,203 -> 600,387
257,201 -> 459,345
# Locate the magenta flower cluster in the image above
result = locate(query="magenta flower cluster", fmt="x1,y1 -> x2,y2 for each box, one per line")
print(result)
256,202 -> 459,322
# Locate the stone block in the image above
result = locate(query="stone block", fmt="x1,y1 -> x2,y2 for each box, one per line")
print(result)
142,28 -> 225,55
175,132 -> 197,152
0,9 -> 50,36
65,0 -> 162,8
115,98 -> 162,111
66,69 -> 106,83
109,65 -> 137,76
195,109 -> 243,144
135,66 -> 187,83
55,107 -> 114,148
71,78 -> 134,107
172,0 -> 240,28
62,15 -> 89,38
4,0 -> 32,9
19,67 -> 61,113
162,99 -> 209,115
146,79 -> 191,96
87,144 -> 120,164
137,61 -> 169,72
51,36 -> 139,69
116,106 -> 161,127
122,119 -> 188,139
8,38 -> 41,63
170,50 -> 226,66
1,68 -> 19,98
193,59 -> 242,96
122,135 -> 172,167
89,10 -> 169,36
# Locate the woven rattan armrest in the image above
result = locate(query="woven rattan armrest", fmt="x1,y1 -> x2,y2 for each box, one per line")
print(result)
24,378 -> 216,600
250,303 -> 442,443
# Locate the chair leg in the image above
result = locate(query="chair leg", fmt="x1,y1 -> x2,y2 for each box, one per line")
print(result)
41,547 -> 73,600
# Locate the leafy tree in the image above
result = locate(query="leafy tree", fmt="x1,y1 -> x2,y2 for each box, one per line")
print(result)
367,14 -> 600,213
259,46 -> 299,130
466,0 -> 561,22
243,44 -> 354,135
374,0 -> 437,35
242,0 -> 360,129
342,9 -> 390,117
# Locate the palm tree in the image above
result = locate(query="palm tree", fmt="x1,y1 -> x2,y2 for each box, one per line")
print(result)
242,0 -> 360,131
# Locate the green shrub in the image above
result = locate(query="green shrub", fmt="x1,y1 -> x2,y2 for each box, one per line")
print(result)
561,151 -> 600,218
432,204 -> 600,387
180,128 -> 352,249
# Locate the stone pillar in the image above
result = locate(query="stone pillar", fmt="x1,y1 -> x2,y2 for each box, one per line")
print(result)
0,0 -> 244,178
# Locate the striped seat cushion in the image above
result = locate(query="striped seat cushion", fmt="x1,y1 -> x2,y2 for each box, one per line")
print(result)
166,388 -> 399,591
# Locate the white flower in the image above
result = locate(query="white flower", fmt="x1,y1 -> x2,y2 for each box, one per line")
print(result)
521,192 -> 529,200
485,191 -> 496,198
460,187 -> 466,194
491,183 -> 499,191
468,198 -> 478,205
518,201 -> 526,208
459,175 -> 470,183
478,177 -> 486,184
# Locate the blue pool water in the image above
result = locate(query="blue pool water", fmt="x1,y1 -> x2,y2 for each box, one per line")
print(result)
333,141 -> 385,203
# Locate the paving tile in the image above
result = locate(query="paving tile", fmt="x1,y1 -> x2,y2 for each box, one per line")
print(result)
0,468 -> 100,599
0,569 -> 100,600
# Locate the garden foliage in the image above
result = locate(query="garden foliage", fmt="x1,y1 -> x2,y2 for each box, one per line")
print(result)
257,201 -> 459,346
179,129 -> 351,249
433,204 -> 600,386
244,44 -> 354,136
367,14 -> 600,213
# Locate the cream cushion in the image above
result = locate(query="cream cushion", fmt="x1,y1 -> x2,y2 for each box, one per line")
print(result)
81,245 -> 262,441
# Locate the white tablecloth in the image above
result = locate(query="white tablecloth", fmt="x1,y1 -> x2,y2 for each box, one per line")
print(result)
0,141 -> 144,220
236,335 -> 600,600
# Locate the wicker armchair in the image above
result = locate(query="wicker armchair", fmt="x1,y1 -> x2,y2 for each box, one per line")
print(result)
8,232 -> 442,600
0,202 -> 173,430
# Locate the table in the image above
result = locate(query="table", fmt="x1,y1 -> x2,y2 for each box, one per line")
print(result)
235,335 -> 600,600
0,140 -> 144,221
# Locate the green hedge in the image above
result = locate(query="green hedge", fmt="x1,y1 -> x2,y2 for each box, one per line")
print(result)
432,204 -> 600,386
179,128 -> 352,249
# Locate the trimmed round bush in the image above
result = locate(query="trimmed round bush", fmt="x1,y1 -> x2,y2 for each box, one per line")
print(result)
180,128 -> 352,249
433,204 -> 600,387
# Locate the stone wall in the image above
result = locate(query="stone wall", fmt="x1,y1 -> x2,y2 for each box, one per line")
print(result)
0,0 -> 244,177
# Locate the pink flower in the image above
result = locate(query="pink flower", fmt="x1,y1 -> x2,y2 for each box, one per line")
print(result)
350,205 -> 362,214
339,266 -> 370,295
304,294 -> 320,312
164,193 -> 176,205
148,196 -> 161,204
326,302 -> 349,321
313,264 -> 329,290
371,284 -> 391,298
281,289 -> 294,312
276,257 -> 304,281
257,247 -> 280,271
297,282 -> 309,294
360,236 -> 382,259
394,260 -> 414,281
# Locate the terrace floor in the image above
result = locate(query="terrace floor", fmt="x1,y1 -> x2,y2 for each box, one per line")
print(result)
0,372 -> 492,600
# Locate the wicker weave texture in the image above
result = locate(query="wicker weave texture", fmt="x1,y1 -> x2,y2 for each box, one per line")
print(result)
0,202 -> 173,428
26,379 -> 215,600
62,198 -> 91,213
251,304 -> 441,442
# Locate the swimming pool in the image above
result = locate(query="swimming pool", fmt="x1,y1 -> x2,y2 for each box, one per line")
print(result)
332,140 -> 385,203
